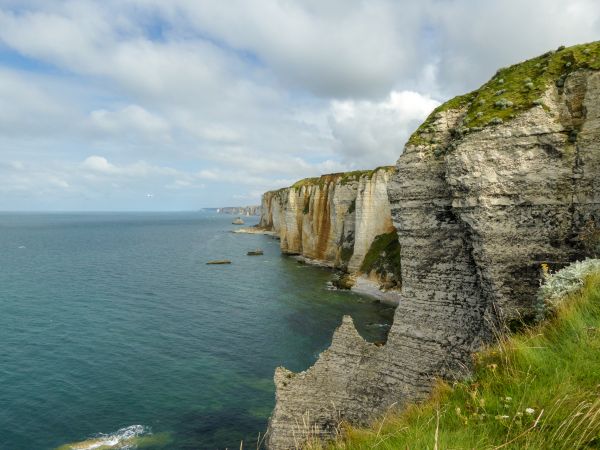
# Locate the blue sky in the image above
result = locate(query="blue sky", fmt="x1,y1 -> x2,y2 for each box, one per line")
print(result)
0,0 -> 599,210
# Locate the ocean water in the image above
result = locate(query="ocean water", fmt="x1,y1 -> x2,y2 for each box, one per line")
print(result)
0,212 -> 394,450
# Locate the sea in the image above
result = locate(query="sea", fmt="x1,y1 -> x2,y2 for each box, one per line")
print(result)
0,212 -> 394,450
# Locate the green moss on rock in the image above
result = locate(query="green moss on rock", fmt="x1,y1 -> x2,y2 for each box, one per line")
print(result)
289,166 -> 396,190
408,41 -> 600,147
360,230 -> 402,285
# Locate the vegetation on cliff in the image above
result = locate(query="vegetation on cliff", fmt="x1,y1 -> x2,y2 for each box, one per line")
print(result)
309,263 -> 600,449
410,40 -> 600,146
360,231 -> 401,287
290,167 -> 396,191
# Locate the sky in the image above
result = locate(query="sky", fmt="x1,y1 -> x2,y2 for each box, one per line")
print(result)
0,1 -> 599,211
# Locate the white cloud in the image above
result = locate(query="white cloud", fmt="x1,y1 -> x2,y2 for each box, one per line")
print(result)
149,0 -> 417,97
81,155 -> 112,173
0,68 -> 75,136
329,91 -> 440,166
1,1 -> 600,209
80,155 -> 178,178
89,105 -> 171,141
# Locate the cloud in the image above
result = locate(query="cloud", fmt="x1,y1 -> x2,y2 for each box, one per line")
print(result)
80,155 -> 178,178
147,0 -> 417,98
0,68 -> 75,136
1,1 -> 600,210
88,105 -> 171,141
329,91 -> 440,166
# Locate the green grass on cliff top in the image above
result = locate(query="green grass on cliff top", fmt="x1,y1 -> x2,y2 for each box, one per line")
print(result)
409,40 -> 600,145
290,166 -> 396,190
309,273 -> 600,450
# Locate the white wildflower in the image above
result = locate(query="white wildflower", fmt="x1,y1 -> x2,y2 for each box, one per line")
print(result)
525,408 -> 535,415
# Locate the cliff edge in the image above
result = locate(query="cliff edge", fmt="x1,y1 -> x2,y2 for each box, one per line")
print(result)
266,41 -> 600,449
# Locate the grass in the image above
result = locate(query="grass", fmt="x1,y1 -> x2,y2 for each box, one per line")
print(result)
360,230 -> 401,284
290,167 -> 396,190
409,40 -> 600,146
307,272 -> 600,450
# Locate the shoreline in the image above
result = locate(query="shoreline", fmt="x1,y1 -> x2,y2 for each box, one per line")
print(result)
232,226 -> 278,236
234,226 -> 401,305
351,276 -> 401,305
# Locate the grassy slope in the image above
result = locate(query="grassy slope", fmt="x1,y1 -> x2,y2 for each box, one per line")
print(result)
312,274 -> 600,450
409,40 -> 600,146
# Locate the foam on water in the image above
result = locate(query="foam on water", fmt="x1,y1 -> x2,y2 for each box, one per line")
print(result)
56,425 -> 150,450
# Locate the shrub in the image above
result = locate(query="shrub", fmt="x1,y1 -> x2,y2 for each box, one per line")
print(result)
494,98 -> 513,109
536,258 -> 600,319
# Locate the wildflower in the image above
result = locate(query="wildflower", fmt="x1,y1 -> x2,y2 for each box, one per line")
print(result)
525,408 -> 535,415
504,396 -> 512,402
487,363 -> 498,371
541,263 -> 550,277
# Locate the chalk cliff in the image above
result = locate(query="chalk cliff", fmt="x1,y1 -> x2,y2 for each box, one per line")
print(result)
258,167 -> 400,289
217,205 -> 261,216
266,42 -> 600,449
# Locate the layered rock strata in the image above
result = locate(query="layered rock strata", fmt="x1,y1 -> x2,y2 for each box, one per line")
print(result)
266,43 -> 600,449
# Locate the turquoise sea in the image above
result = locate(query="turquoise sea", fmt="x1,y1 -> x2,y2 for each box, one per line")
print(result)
0,212 -> 394,449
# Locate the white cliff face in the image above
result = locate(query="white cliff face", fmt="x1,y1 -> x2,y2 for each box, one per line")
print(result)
258,168 -> 398,276
348,169 -> 395,272
265,67 -> 600,449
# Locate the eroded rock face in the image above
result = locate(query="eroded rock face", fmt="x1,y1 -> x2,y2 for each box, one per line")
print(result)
258,168 -> 396,275
265,69 -> 600,449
